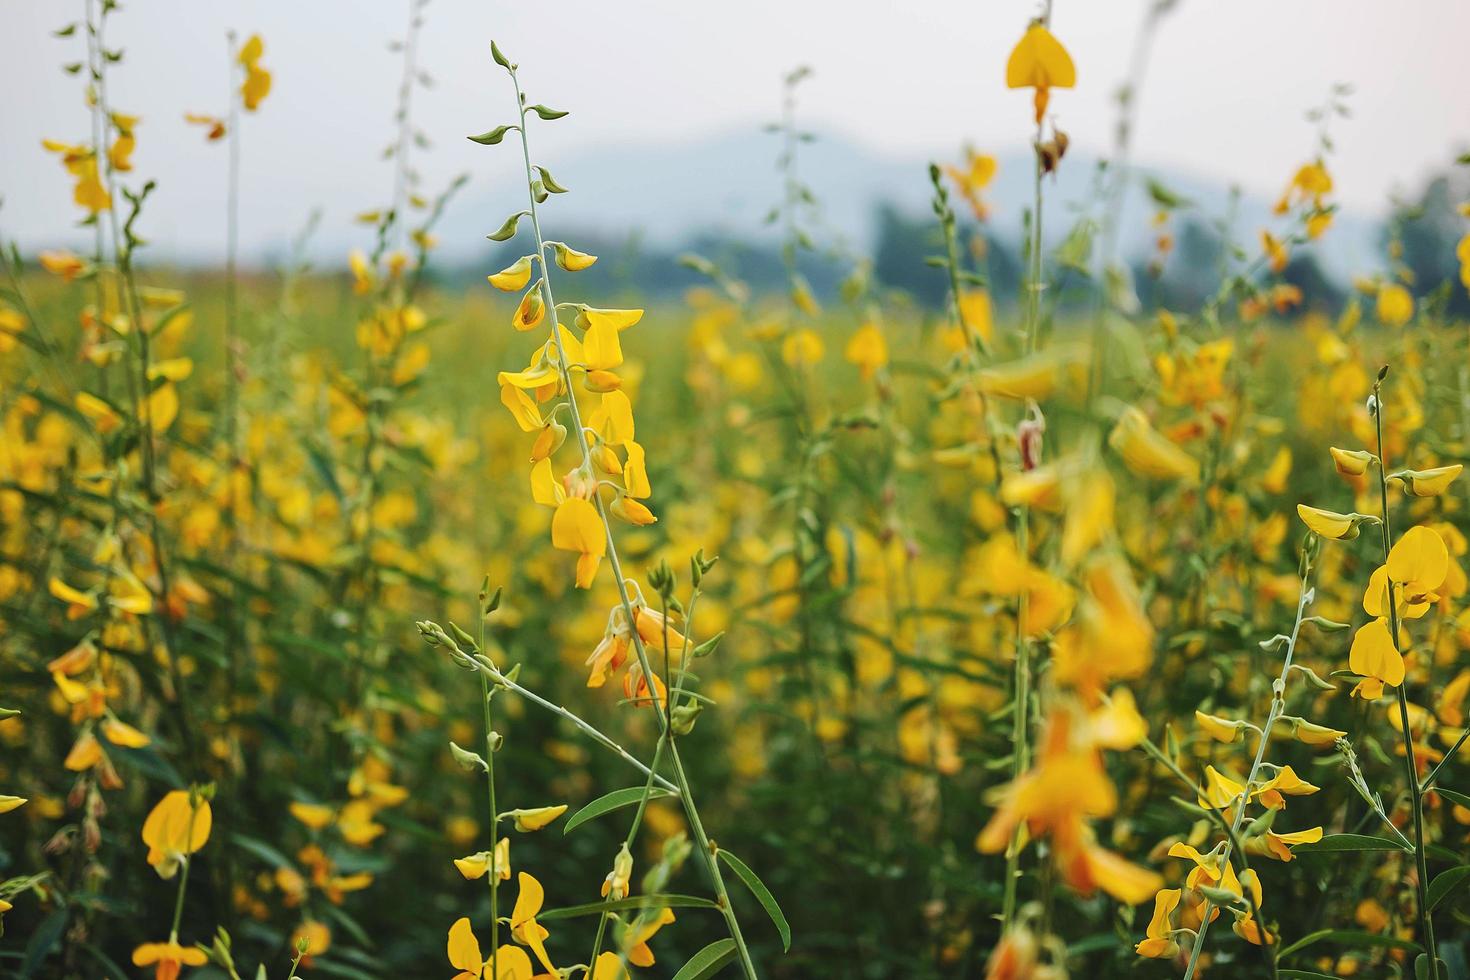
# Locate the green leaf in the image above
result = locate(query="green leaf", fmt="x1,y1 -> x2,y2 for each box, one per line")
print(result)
1428,865 -> 1470,911
1435,787 -> 1470,809
486,211 -> 528,242
538,893 -> 718,922
717,850 -> 791,952
53,23 -> 78,37
490,41 -> 511,69
232,832 -> 295,870
563,786 -> 674,835
1292,833 -> 1410,854
670,939 -> 738,980
1416,954 -> 1449,980
1278,972 -> 1341,979
1276,928 -> 1423,960
467,125 -> 515,145
528,104 -> 568,120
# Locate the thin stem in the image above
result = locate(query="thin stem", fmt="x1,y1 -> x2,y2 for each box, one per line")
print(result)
478,598 -> 499,979
1371,377 -> 1440,978
503,63 -> 759,980
1421,727 -> 1469,794
1181,567 -> 1313,980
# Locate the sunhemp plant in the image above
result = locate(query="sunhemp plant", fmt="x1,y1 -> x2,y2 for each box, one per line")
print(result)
410,40 -> 790,980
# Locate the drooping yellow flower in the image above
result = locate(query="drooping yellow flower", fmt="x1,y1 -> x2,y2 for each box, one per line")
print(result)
448,917 -> 532,980
781,328 -> 824,367
289,801 -> 335,830
1109,407 -> 1199,482
513,284 -> 547,332
1247,825 -> 1323,862
1376,283 -> 1413,327
454,837 -> 510,881
1292,718 -> 1347,747
1364,525 -> 1451,621
1197,765 -> 1246,809
551,496 -> 607,588
1329,446 -> 1374,477
1296,503 -> 1376,541
504,804 -> 567,833
844,322 -> 888,381
141,789 -> 212,879
238,34 -> 272,111
1005,22 -> 1076,123
489,255 -> 534,291
39,249 -> 86,280
509,872 -> 558,975
1134,888 -> 1182,958
623,905 -> 676,967
1195,710 -> 1243,744
1348,617 -> 1404,701
132,940 -> 208,980
1391,464 -> 1462,497
1254,765 -> 1319,809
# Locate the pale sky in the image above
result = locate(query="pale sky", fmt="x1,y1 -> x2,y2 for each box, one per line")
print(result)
1,0 -> 1466,262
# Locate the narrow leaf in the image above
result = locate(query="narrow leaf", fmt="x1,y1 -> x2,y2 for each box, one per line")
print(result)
718,850 -> 791,951
564,786 -> 674,835
1428,865 -> 1470,911
670,939 -> 738,980
538,893 -> 717,922
1292,833 -> 1410,854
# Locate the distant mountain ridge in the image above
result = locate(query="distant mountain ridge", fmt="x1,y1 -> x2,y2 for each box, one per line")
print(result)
439,126 -> 1384,279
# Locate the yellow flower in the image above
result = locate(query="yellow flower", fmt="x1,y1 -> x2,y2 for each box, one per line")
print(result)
289,801 -> 335,830
455,837 -> 510,881
844,322 -> 888,380
602,842 -> 634,900
505,804 -> 567,833
1134,888 -> 1182,958
552,242 -> 597,271
1376,283 -> 1413,326
1195,710 -> 1243,743
39,250 -> 85,280
781,328 -> 824,367
551,497 -> 607,588
489,255 -> 534,291
291,920 -> 331,958
1247,825 -> 1323,862
1109,407 -> 1199,482
1197,766 -> 1248,809
132,941 -> 208,980
1329,446 -> 1374,477
510,872 -> 558,975
513,285 -> 546,331
448,917 -> 533,980
1349,617 -> 1403,701
1391,464 -> 1462,497
238,34 -> 272,111
1295,503 -> 1376,540
1365,525 -> 1451,621
349,250 -> 374,294
1262,230 -> 1288,274
1005,22 -> 1076,123
623,906 -> 675,967
101,718 -> 150,748
1254,765 -> 1319,809
142,789 -> 212,879
0,796 -> 27,814
1292,718 -> 1347,747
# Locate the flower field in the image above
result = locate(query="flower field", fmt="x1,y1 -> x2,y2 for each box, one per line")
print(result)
2,3 -> 1470,978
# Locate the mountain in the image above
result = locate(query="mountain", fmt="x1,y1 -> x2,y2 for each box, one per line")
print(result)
439,126 -> 1385,281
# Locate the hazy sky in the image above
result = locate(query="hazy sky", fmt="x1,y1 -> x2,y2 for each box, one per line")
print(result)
2,0 -> 1467,261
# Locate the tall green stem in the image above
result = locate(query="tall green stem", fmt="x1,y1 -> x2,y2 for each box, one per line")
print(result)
501,62 -> 759,979
1370,376 -> 1439,979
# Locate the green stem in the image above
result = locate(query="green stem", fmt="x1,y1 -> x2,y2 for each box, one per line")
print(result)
1370,376 -> 1440,979
503,62 -> 759,980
